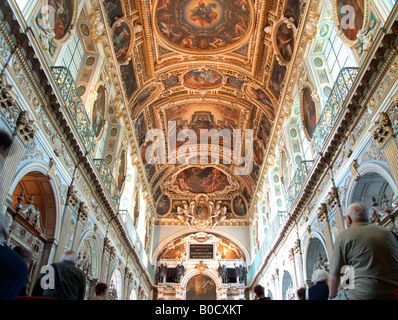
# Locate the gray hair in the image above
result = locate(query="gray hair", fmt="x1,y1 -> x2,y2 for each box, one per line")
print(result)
60,251 -> 78,264
312,269 -> 328,284
346,203 -> 370,223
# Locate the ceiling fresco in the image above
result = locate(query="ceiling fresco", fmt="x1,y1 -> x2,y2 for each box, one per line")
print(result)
154,0 -> 253,53
100,0 -> 307,227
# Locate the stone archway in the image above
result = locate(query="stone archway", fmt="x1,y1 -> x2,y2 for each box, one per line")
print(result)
305,237 -> 328,285
350,172 -> 395,208
281,270 -> 294,300
7,171 -> 57,296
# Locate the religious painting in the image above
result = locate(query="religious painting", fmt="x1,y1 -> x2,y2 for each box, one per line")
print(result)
120,60 -> 138,100
157,194 -> 171,216
245,85 -> 275,121
117,149 -> 127,191
258,113 -> 272,142
273,19 -> 296,65
155,0 -> 253,53
183,69 -> 223,89
253,137 -> 266,166
134,112 -> 147,148
186,274 -> 217,300
284,0 -> 304,27
159,239 -> 186,260
301,86 -> 317,140
112,18 -> 134,64
162,74 -> 180,89
103,0 -> 124,25
49,0 -> 76,43
152,167 -> 169,190
233,196 -> 247,216
335,0 -> 367,44
131,84 -> 162,115
226,75 -> 244,90
174,167 -> 230,194
92,84 -> 107,138
269,62 -> 287,98
165,103 -> 240,152
218,239 -> 244,260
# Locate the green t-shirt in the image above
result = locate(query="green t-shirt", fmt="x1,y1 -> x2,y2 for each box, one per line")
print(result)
329,222 -> 398,300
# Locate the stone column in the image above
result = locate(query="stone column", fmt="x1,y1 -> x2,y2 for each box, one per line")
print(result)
372,112 -> 398,186
327,187 -> 345,235
293,239 -> 305,287
0,111 -> 35,214
71,202 -> 88,252
175,285 -> 185,300
53,186 -> 80,262
318,203 -> 333,258
99,238 -> 111,282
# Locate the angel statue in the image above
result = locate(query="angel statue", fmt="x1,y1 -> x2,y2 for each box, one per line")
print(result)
175,201 -> 195,228
211,201 -> 229,229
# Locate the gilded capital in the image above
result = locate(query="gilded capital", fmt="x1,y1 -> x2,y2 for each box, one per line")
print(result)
317,203 -> 329,224
15,111 -> 36,145
66,185 -> 80,210
372,112 -> 394,147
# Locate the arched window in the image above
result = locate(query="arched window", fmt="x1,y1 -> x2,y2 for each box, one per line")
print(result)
109,269 -> 122,300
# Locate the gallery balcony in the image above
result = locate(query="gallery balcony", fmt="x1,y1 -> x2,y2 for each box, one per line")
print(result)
312,67 -> 360,154
119,210 -> 156,283
246,212 -> 286,284
51,66 -> 121,211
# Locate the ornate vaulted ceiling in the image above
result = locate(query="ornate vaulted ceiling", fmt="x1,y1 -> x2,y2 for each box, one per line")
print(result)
101,0 -> 307,227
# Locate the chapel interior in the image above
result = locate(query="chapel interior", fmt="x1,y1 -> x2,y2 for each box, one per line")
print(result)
0,0 -> 397,300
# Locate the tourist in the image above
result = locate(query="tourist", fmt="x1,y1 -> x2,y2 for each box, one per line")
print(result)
41,250 -> 86,300
89,282 -> 108,300
13,246 -> 32,296
253,284 -> 271,300
308,269 -> 329,300
0,213 -> 28,300
329,202 -> 398,300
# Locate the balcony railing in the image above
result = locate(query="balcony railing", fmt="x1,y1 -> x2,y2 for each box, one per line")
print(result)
94,159 -> 121,210
51,66 -> 121,210
51,66 -> 96,154
247,212 -> 286,284
285,160 -> 314,211
119,210 -> 156,283
312,67 -> 360,154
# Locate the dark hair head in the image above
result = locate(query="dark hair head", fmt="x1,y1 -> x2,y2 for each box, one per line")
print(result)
96,282 -> 108,295
297,287 -> 306,299
0,130 -> 12,150
13,245 -> 32,263
253,284 -> 264,296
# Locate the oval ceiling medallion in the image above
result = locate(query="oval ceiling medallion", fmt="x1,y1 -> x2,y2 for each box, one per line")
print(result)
154,0 -> 253,54
182,68 -> 223,89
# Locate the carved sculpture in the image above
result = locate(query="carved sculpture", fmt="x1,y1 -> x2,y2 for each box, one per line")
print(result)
175,195 -> 230,229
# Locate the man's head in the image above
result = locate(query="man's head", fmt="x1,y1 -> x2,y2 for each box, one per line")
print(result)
311,269 -> 328,284
60,250 -> 78,265
345,202 -> 370,227
253,284 -> 264,296
95,282 -> 108,296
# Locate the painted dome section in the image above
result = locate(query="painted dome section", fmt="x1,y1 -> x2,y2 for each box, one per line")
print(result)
154,0 -> 253,53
